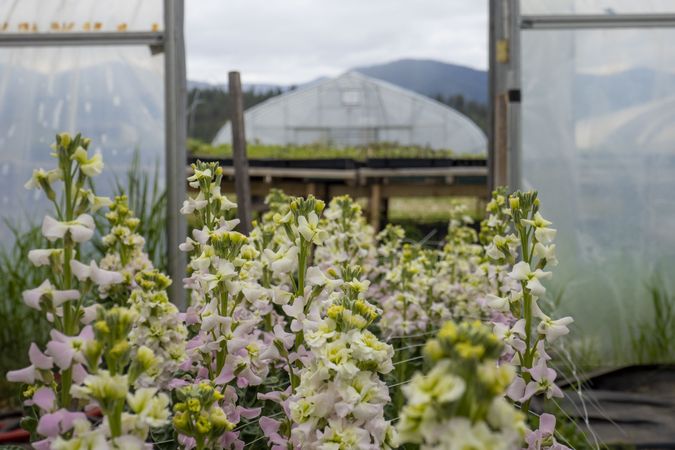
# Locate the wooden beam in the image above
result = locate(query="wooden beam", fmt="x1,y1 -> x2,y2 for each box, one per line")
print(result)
369,183 -> 382,231
228,71 -> 253,234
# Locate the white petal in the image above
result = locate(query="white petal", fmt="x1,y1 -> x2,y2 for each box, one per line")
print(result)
41,216 -> 67,242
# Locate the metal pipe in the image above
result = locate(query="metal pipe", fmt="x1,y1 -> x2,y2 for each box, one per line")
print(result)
521,14 -> 675,29
0,31 -> 163,47
164,0 -> 187,309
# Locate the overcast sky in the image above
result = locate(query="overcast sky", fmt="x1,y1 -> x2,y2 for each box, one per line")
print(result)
185,0 -> 488,85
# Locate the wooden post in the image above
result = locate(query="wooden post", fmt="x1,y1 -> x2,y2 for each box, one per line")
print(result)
369,183 -> 382,232
229,71 -> 252,234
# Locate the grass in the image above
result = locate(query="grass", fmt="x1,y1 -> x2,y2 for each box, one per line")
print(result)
112,152 -> 167,272
389,196 -> 485,224
629,278 -> 675,365
0,154 -> 168,406
0,222 -> 50,406
188,139 -> 485,160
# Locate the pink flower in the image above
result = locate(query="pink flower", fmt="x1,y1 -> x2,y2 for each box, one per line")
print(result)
7,343 -> 53,384
36,409 -> 86,437
525,413 -> 571,450
46,326 -> 93,369
522,359 -> 564,402
260,416 -> 288,448
30,387 -> 56,412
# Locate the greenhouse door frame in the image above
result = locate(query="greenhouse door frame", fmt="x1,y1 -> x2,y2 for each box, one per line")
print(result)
0,0 -> 187,309
489,0 -> 675,192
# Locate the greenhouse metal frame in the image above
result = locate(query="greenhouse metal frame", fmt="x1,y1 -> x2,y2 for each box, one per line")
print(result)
0,0 -> 187,308
489,0 -> 675,190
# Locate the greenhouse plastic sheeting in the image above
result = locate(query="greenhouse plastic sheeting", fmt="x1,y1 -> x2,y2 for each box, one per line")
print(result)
213,72 -> 487,154
521,27 -> 675,363
0,1 -> 164,235
0,0 -> 162,32
520,0 -> 675,15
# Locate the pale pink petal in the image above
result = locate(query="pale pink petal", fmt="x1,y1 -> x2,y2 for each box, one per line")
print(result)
214,363 -> 235,385
72,364 -> 88,384
79,325 -> 94,341
46,340 -> 74,369
29,343 -> 53,369
32,439 -> 52,450
22,280 -> 52,310
239,407 -> 261,419
522,382 -> 540,401
6,365 -> 36,384
33,387 -> 56,412
539,413 -> 556,435
37,412 -> 62,437
506,376 -> 526,402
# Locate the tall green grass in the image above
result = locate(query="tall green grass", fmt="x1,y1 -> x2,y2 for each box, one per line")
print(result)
0,223 -> 50,406
629,278 -> 675,364
112,152 -> 167,272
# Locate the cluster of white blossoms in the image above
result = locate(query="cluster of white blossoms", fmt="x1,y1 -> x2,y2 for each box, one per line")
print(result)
398,321 -> 526,450
9,133 -> 581,450
314,195 -> 376,272
99,195 -> 153,301
178,161 -> 267,449
482,190 -> 573,449
289,265 -> 397,450
9,133 -> 175,450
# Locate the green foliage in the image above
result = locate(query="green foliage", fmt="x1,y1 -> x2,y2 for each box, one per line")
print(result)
0,222 -> 50,405
187,139 -> 482,160
629,278 -> 675,364
188,87 -> 284,142
433,93 -> 488,133
112,152 -> 167,273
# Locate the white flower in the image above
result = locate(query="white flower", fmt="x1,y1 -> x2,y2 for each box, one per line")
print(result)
79,152 -> 104,177
42,214 -> 95,243
485,294 -> 509,312
70,260 -> 124,287
533,243 -> 558,266
509,261 -> 531,281
534,227 -> 557,244
126,388 -> 170,427
24,168 -> 62,190
23,280 -> 79,310
508,262 -> 551,297
28,249 -> 63,267
537,315 -> 573,342
297,212 -> 328,245
180,192 -> 208,214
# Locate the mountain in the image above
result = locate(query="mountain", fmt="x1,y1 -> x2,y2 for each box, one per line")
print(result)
352,59 -> 487,104
189,59 -> 489,105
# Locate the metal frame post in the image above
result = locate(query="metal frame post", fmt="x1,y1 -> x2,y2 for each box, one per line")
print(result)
0,3 -> 188,309
489,0 -> 521,192
164,0 -> 187,309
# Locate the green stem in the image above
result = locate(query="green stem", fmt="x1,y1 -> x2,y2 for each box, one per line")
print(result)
60,367 -> 72,408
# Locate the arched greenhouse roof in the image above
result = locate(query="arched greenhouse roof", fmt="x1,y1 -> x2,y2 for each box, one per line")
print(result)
213,72 -> 486,154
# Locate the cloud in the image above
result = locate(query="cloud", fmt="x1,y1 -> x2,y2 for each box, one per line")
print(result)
185,0 -> 487,85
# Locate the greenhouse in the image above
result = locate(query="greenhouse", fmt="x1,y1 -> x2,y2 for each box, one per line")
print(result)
213,71 -> 487,154
0,0 -> 675,449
